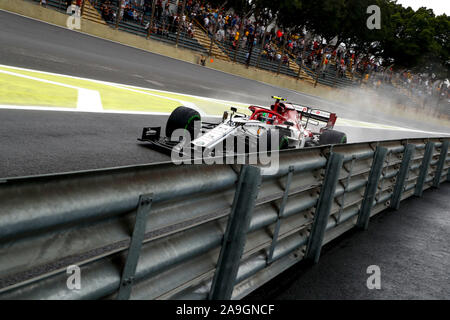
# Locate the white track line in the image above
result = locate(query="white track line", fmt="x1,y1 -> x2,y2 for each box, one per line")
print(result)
110,85 -> 206,117
77,89 -> 102,111
336,120 -> 450,136
0,103 -> 449,136
0,104 -> 170,116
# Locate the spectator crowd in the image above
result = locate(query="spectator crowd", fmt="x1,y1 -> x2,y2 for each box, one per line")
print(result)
65,0 -> 450,107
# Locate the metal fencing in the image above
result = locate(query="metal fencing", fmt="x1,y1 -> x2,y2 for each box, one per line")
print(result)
0,138 -> 449,299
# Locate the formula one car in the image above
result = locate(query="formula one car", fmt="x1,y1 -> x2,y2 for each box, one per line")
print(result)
138,96 -> 347,156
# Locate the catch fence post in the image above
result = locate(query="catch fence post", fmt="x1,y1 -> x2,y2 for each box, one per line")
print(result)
277,33 -> 287,75
116,0 -> 124,29
233,21 -> 244,62
175,0 -> 187,47
80,0 -> 86,16
147,0 -> 156,39
256,27 -> 267,68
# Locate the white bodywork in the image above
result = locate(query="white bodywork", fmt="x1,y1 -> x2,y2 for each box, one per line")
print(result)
191,113 -> 307,151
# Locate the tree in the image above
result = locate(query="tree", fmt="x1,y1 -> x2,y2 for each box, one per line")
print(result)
207,0 -> 449,78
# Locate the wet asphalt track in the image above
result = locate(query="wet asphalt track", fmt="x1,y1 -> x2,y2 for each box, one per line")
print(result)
246,183 -> 450,300
0,10 -> 449,178
0,108 -> 447,178
0,9 -> 449,300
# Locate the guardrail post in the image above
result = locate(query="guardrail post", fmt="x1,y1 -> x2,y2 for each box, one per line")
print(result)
433,141 -> 449,188
267,166 -> 294,264
305,152 -> 344,264
336,156 -> 356,224
117,194 -> 153,300
414,142 -> 435,197
208,165 -> 262,300
390,144 -> 415,210
357,146 -> 388,230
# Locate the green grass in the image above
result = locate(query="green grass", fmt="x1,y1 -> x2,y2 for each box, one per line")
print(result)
119,85 -> 251,115
0,66 -> 180,112
0,73 -> 77,108
0,66 -> 251,114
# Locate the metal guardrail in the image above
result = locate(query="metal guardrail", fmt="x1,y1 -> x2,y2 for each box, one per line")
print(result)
0,138 -> 449,300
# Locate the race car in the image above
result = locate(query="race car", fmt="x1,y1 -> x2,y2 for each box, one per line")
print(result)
138,96 -> 347,156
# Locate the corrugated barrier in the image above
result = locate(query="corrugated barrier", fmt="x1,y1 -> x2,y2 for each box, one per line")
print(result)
0,138 -> 448,299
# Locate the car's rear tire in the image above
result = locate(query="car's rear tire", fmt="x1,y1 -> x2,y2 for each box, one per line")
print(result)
165,106 -> 201,140
319,129 -> 347,145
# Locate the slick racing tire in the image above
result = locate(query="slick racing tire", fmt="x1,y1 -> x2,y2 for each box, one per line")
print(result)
319,129 -> 347,145
165,106 -> 201,141
258,129 -> 290,152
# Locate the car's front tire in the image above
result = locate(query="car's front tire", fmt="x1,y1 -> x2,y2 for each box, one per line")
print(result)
165,106 -> 201,140
258,129 -> 290,151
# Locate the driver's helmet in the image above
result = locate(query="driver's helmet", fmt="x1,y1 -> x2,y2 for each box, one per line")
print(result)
271,102 -> 286,114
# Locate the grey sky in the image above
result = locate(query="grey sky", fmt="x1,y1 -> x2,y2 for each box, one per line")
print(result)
395,0 -> 449,15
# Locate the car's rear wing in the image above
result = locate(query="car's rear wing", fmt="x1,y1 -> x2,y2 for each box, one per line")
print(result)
293,105 -> 337,130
